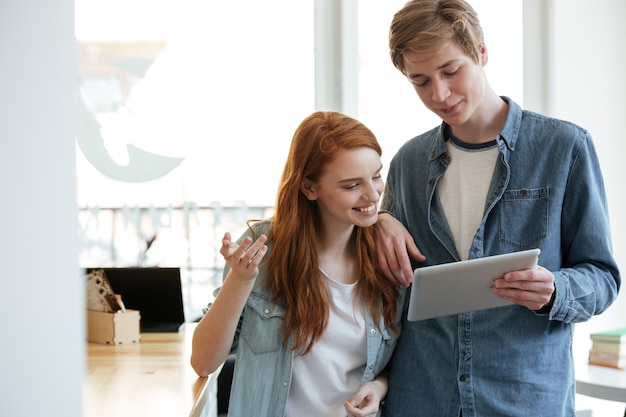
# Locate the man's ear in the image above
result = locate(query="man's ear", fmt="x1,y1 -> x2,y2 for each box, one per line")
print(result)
479,43 -> 488,66
300,178 -> 318,201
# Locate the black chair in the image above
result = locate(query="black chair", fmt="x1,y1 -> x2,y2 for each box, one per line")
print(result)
217,354 -> 236,415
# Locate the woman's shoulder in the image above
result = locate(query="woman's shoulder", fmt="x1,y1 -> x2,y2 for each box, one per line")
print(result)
242,219 -> 273,239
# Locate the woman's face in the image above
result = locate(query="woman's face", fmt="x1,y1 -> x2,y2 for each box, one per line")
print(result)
302,147 -> 384,230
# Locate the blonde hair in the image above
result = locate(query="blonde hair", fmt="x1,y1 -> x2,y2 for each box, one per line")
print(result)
389,0 -> 484,75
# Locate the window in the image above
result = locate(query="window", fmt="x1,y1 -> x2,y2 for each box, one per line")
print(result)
76,1 -> 314,319
75,0 -> 522,320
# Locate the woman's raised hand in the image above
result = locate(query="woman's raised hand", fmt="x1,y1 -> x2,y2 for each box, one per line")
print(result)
220,232 -> 268,282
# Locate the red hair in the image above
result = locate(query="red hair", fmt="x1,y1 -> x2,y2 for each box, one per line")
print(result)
261,111 -> 398,354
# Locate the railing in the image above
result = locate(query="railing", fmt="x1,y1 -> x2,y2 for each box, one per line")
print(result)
79,202 -> 273,321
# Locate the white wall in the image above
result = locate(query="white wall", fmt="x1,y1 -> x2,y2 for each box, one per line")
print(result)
525,0 -> 626,338
0,1 -> 83,416
547,0 -> 626,337
525,0 -> 626,414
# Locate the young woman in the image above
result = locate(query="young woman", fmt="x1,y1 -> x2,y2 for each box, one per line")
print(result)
191,111 -> 403,417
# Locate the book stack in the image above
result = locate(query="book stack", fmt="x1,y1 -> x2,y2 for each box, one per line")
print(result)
588,327 -> 626,369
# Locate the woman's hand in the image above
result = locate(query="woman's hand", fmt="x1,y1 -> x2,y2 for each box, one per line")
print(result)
220,232 -> 268,283
344,377 -> 387,417
190,232 -> 268,377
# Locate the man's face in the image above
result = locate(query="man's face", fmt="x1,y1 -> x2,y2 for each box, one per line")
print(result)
403,41 -> 488,128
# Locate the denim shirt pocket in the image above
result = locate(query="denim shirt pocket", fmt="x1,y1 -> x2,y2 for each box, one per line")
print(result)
498,187 -> 548,249
240,291 -> 286,354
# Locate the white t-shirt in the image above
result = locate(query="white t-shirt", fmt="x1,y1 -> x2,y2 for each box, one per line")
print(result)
284,273 -> 367,417
438,136 -> 499,260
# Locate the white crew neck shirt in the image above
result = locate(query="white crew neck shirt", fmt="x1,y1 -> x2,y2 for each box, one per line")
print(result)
438,135 -> 499,260
284,272 -> 367,417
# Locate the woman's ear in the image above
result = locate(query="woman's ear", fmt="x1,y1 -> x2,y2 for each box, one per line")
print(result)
300,178 -> 318,201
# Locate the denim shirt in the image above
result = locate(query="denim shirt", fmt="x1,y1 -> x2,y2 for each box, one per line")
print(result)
209,220 -> 403,417
381,98 -> 620,417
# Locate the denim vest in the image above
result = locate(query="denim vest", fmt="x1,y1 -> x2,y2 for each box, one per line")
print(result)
381,98 -> 620,417
211,220 -> 403,417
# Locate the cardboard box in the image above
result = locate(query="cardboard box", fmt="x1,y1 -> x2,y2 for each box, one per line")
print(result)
87,309 -> 141,345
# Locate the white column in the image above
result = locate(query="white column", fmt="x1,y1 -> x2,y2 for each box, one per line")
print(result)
0,1 -> 83,416
314,0 -> 358,116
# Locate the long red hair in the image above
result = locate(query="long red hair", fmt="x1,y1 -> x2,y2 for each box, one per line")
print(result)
261,111 -> 399,354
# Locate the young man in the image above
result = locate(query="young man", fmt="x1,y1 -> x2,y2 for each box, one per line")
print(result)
374,1 -> 621,416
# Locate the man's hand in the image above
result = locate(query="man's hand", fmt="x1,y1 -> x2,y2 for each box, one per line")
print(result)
491,266 -> 555,311
374,213 -> 425,287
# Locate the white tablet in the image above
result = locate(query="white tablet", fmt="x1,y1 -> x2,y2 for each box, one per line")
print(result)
407,248 -> 541,321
